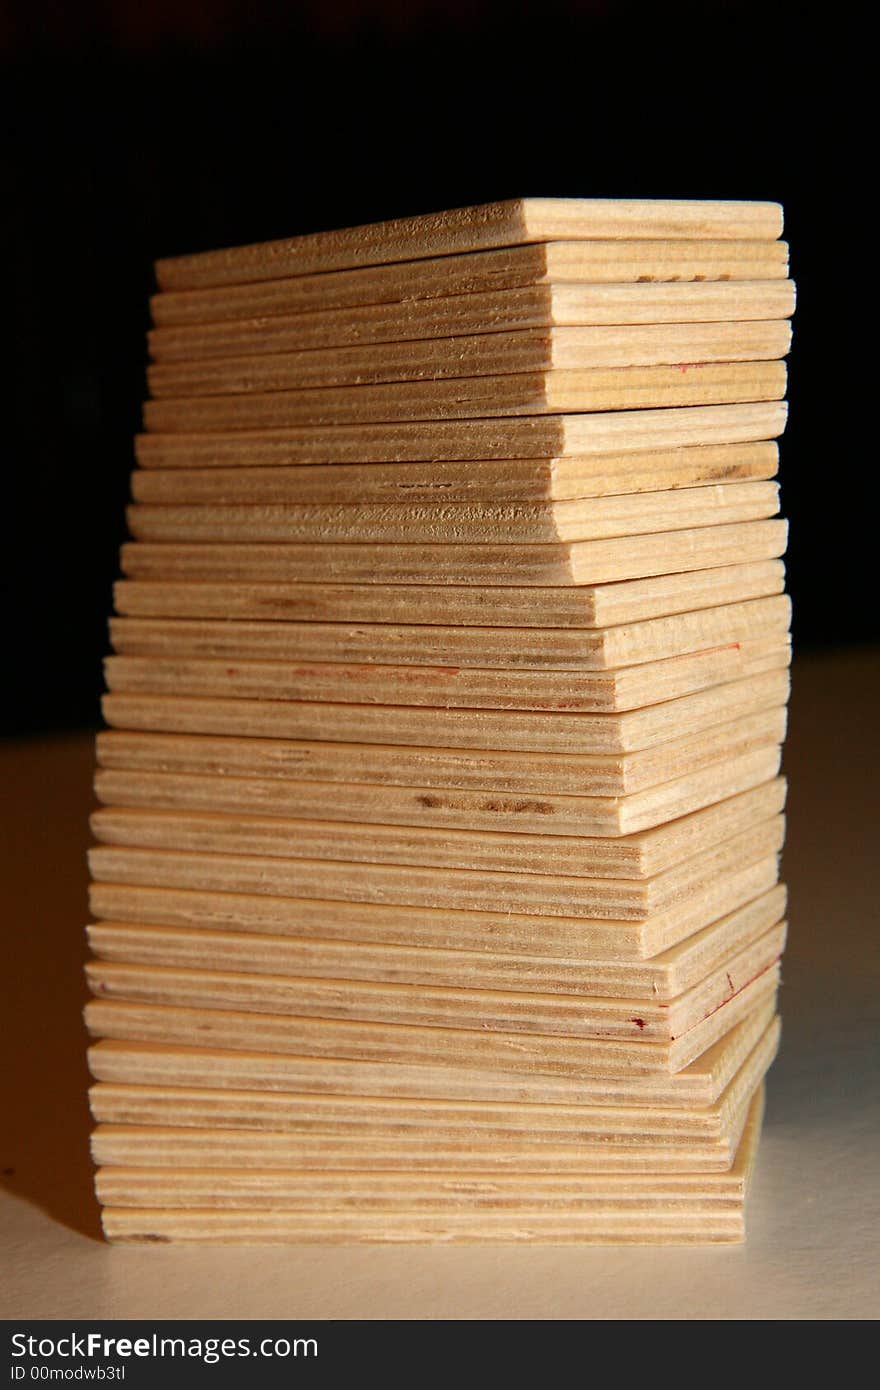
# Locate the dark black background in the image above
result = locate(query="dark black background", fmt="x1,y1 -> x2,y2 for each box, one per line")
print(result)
1,0 -> 858,735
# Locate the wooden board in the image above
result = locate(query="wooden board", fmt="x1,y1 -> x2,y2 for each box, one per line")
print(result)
149,281 -> 796,360
83,961 -> 780,1077
119,519 -> 789,586
147,322 -> 792,399
88,854 -> 782,969
135,400 -> 788,466
91,741 -> 784,851
113,560 -> 787,628
101,669 -> 791,754
99,1210 -> 748,1243
95,1175 -> 745,1209
103,637 -> 791,714
87,1015 -> 779,1140
143,362 -> 786,432
96,1168 -> 750,1205
98,1209 -> 749,1243
87,810 -> 785,919
86,997 -> 777,1107
124,480 -> 781,545
109,597 -> 790,670
94,704 -> 787,803
154,200 -> 784,291
152,243 -> 790,328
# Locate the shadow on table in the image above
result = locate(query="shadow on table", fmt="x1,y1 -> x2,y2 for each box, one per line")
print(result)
768,646 -> 880,1127
1,733 -> 103,1240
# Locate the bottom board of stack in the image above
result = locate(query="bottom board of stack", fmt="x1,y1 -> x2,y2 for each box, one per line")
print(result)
84,197 -> 793,1242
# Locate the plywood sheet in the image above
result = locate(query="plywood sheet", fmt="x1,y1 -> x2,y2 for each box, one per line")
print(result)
96,1169 -> 747,1204
97,1209 -> 748,1243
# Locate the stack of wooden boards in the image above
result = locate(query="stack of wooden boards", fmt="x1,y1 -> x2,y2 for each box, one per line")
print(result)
85,198 -> 795,1243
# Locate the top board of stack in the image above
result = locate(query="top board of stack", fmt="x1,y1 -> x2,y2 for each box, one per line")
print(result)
86,197 -> 794,1243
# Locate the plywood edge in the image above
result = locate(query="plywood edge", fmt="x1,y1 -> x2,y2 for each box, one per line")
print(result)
522,198 -> 783,242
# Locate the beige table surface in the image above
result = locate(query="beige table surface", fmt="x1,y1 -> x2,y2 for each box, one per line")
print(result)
2,647 -> 878,1321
